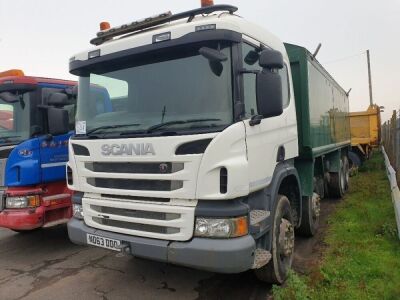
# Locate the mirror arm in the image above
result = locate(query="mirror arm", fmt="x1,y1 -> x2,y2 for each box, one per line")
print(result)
249,114 -> 263,126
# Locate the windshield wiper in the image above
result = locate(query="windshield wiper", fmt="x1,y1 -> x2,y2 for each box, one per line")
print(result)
0,135 -> 21,140
146,118 -> 221,133
86,123 -> 141,135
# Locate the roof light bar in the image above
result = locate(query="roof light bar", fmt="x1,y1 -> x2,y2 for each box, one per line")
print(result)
90,5 -> 238,46
93,12 -> 172,46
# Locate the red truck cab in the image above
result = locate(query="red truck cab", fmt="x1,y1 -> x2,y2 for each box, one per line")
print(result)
0,69 -> 76,231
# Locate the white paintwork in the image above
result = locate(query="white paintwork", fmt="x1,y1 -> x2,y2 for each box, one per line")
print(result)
71,13 -> 287,63
83,197 -> 195,241
69,8 -> 299,239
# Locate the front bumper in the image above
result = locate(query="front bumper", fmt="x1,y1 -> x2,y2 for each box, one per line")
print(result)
0,206 -> 45,230
68,218 -> 256,273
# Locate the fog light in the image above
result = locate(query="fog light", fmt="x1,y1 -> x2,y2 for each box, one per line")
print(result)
73,204 -> 84,219
6,195 -> 40,209
194,216 -> 248,238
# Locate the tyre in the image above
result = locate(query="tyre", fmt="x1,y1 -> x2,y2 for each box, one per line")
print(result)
255,194 -> 294,284
328,159 -> 345,198
297,194 -> 320,237
342,156 -> 350,191
348,151 -> 362,168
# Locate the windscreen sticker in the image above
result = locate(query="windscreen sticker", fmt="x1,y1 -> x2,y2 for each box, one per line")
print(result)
76,121 -> 87,135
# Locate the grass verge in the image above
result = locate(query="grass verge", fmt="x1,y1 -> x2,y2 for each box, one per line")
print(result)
273,152 -> 400,300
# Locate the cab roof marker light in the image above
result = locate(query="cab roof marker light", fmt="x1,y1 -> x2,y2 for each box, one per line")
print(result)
88,49 -> 101,59
152,32 -> 171,43
100,21 -> 111,31
0,69 -> 25,78
201,0 -> 214,7
195,24 -> 216,32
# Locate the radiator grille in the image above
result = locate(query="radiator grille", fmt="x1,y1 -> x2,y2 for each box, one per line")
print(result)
92,217 -> 180,234
90,205 -> 179,220
85,162 -> 184,174
87,178 -> 183,191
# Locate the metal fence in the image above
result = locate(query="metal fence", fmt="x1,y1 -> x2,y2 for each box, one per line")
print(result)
382,110 -> 400,185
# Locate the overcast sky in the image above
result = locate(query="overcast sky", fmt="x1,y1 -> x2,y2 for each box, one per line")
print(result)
0,0 -> 398,121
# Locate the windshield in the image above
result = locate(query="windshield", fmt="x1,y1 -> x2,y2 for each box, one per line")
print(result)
0,93 -> 31,144
76,42 -> 233,137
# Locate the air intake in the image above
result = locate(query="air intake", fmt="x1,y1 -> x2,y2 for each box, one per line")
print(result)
220,167 -> 228,194
67,166 -> 73,185
72,144 -> 90,156
175,139 -> 212,155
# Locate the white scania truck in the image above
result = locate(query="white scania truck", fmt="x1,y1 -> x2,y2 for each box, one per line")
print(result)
67,3 -> 350,283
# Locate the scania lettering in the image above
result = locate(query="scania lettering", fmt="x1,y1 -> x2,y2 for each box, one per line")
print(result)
0,70 -> 77,231
101,143 -> 156,156
67,2 -> 350,283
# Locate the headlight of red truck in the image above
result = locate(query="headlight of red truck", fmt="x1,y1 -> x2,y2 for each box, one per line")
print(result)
5,195 -> 40,209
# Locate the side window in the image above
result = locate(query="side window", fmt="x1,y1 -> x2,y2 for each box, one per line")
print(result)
242,43 -> 262,118
0,104 -> 14,131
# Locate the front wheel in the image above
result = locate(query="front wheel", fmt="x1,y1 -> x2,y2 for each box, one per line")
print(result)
255,194 -> 294,284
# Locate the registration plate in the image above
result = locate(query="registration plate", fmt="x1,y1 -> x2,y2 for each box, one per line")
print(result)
87,234 -> 121,251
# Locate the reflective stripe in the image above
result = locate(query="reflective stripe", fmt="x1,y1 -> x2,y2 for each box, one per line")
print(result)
41,162 -> 67,168
42,193 -> 70,201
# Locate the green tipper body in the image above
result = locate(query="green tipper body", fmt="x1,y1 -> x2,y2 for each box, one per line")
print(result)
285,43 -> 350,197
285,43 -> 350,159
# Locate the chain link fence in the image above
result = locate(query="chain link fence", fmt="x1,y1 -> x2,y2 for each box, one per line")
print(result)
382,109 -> 400,185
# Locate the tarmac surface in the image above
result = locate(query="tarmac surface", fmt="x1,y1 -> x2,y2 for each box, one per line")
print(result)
0,198 -> 338,300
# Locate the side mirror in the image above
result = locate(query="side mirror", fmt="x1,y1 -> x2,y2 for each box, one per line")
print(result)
256,70 -> 283,118
199,47 -> 227,62
48,107 -> 69,135
48,92 -> 69,107
0,92 -> 20,103
259,49 -> 284,69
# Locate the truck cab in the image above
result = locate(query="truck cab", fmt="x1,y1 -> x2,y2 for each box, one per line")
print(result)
67,3 -> 350,283
0,70 -> 77,231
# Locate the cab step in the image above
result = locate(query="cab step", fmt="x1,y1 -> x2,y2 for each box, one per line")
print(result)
250,210 -> 270,226
252,248 -> 272,269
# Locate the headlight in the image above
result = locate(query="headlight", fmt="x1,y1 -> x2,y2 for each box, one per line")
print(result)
194,216 -> 248,238
73,204 -> 84,219
6,195 -> 40,209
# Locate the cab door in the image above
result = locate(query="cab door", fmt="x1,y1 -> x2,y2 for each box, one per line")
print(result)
39,86 -> 76,183
241,42 -> 293,193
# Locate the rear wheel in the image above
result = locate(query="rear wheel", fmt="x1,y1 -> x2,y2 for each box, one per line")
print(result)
348,151 -> 362,168
297,194 -> 320,237
342,156 -> 350,191
255,195 -> 294,284
329,159 -> 345,198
